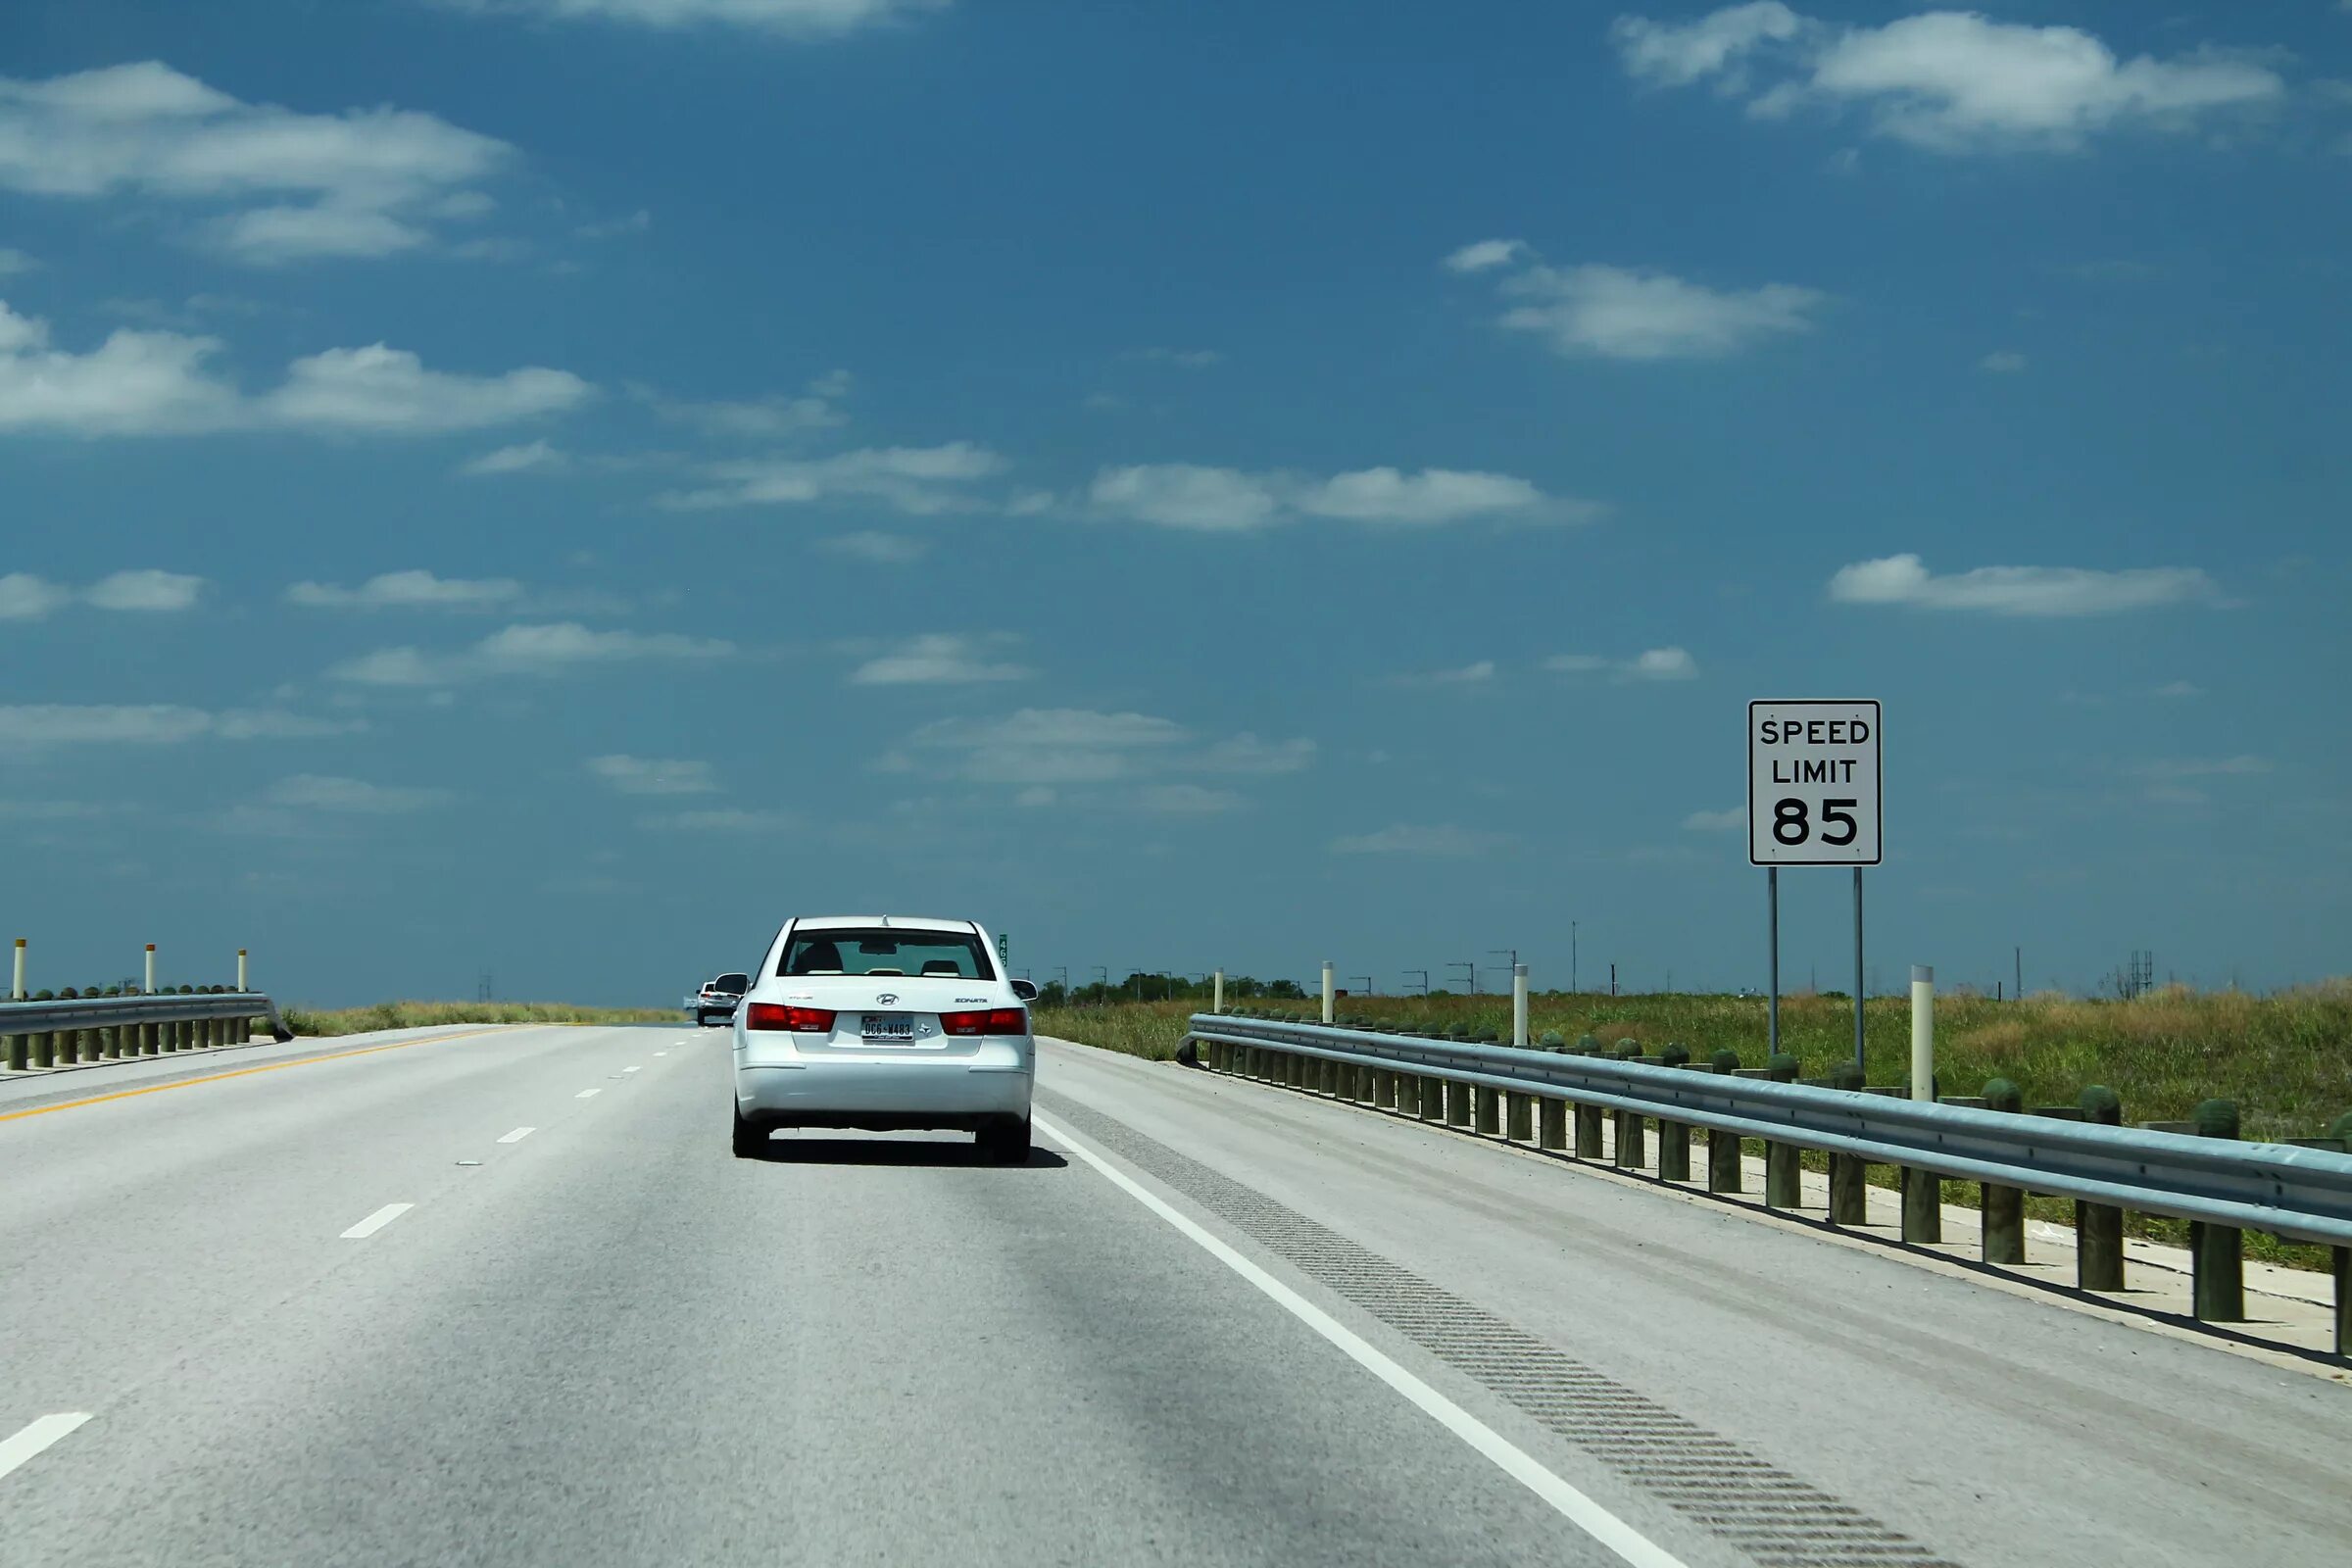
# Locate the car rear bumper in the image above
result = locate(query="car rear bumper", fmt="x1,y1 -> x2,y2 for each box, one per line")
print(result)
733,1052 -> 1033,1130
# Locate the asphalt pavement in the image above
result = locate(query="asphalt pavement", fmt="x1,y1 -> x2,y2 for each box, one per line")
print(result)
1,1024 -> 2345,1567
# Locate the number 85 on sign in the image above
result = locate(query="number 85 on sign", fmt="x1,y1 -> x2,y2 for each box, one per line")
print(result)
1748,699 -> 1882,866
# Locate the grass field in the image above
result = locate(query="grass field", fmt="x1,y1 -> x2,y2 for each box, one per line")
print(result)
281,1000 -> 680,1036
1037,985 -> 2352,1268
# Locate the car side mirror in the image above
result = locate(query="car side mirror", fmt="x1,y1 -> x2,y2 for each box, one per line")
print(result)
1009,979 -> 1039,1003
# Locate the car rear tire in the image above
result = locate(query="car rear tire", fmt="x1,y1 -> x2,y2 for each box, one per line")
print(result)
732,1105 -> 764,1158
978,1115 -> 1031,1164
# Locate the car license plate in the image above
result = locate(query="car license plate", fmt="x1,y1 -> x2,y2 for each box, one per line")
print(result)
861,1013 -> 916,1041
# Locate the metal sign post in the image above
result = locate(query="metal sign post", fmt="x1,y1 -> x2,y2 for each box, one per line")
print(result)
1750,699 -> 1883,1073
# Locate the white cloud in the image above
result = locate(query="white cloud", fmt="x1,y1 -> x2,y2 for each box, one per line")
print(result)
1088,465 -> 1283,531
0,61 -> 515,264
2134,756 -> 2270,779
0,568 -> 208,615
416,0 -> 944,34
1683,807 -> 1746,831
1614,7 -> 2286,152
1494,263 -> 1823,360
266,773 -> 451,812
1978,350 -> 2029,373
328,621 -> 733,684
1136,783 -> 1244,815
818,531 -> 926,564
261,344 -> 589,431
1827,554 -> 2221,615
1393,660 -> 1496,688
83,568 -> 205,612
1089,462 -> 1581,531
640,807 -> 795,833
0,703 -> 356,747
901,709 -> 1313,792
0,704 -> 214,747
636,370 -> 851,439
0,299 -> 587,437
587,754 -> 718,795
1545,647 -> 1700,681
906,708 -> 1188,785
0,573 -> 73,619
659,442 -> 1004,514
574,208 -> 651,238
1329,823 -> 1505,857
1613,3 -> 1803,88
459,439 -> 567,475
850,633 -> 1033,686
1192,734 -> 1317,774
286,570 -> 523,610
212,709 -> 368,739
1442,237 -> 1528,273
0,247 -> 34,275
1628,646 -> 1699,680
1293,467 -> 1552,525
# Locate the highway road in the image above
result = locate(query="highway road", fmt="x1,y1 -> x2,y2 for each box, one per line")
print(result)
2,1024 -> 2346,1567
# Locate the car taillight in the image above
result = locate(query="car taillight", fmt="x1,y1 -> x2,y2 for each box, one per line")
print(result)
939,1007 -> 1027,1037
745,1004 -> 834,1033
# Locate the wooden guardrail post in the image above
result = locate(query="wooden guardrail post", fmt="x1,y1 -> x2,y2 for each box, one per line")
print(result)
1476,1084 -> 1500,1136
1446,1076 -> 1473,1129
1706,1050 -> 1743,1193
1826,1062 -> 1868,1227
1764,1054 -> 1802,1208
1419,1070 -> 1445,1123
2074,1086 -> 2126,1290
1981,1079 -> 2027,1263
1574,1096 -> 1604,1159
1656,1044 -> 1691,1182
2331,1113 -> 2352,1357
2190,1099 -> 2245,1322
1507,1089 -> 1533,1144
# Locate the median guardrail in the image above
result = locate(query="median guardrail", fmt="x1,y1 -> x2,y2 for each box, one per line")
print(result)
2,990 -> 294,1072
1188,1011 -> 2352,1356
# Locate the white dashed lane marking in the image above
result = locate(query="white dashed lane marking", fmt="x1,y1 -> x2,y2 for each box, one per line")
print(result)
339,1203 -> 413,1241
498,1127 -> 534,1144
0,1413 -> 92,1484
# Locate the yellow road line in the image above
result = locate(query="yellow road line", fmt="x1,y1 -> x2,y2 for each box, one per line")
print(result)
0,1027 -> 512,1124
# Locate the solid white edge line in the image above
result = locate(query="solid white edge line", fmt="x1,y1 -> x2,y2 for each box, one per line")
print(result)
0,1413 -> 92,1483
576,1088 -> 601,1099
339,1202 -> 414,1240
498,1127 -> 535,1144
1031,1112 -> 1689,1568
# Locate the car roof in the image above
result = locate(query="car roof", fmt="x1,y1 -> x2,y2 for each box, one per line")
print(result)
789,915 -> 979,934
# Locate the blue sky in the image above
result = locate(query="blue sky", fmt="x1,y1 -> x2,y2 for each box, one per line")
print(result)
2,0 -> 2346,1007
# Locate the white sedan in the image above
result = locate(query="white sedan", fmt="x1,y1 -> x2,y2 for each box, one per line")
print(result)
731,915 -> 1037,1161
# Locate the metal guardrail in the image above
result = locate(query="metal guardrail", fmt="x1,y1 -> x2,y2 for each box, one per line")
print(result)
1187,1014 -> 2352,1250
2,991 -> 293,1071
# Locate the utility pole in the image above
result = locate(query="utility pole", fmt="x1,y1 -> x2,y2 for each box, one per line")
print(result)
1403,969 -> 1429,996
2014,947 -> 2022,1003
1609,962 -> 1617,998
1350,975 -> 1373,996
1488,949 -> 1517,994
1446,960 -> 1476,995
1571,922 -> 1579,993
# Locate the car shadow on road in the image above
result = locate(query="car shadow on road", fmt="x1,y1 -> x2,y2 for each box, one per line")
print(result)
741,1136 -> 1069,1170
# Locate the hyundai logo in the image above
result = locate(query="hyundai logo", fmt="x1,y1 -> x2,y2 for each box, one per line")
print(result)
875,993 -> 898,1005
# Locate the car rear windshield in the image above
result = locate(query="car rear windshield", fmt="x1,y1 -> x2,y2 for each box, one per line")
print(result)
779,930 -> 995,980
713,973 -> 748,991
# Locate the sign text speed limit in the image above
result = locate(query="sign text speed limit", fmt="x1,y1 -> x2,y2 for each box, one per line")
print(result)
1748,700 -> 1881,866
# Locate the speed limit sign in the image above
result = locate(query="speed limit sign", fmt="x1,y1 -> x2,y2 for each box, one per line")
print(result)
1748,700 -> 1881,865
